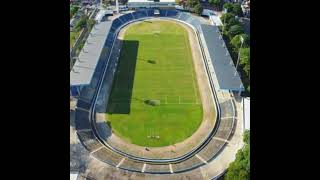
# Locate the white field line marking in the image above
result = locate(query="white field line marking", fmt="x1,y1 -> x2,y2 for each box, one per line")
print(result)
116,158 -> 126,168
90,146 -> 104,155
169,164 -> 173,173
142,163 -> 146,173
195,154 -> 208,164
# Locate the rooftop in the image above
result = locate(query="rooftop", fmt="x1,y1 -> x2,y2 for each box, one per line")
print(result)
70,20 -> 112,86
200,24 -> 243,91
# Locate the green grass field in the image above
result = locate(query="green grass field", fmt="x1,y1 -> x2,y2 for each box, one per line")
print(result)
106,20 -> 203,147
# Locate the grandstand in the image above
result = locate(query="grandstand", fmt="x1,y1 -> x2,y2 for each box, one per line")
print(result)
127,0 -> 176,9
200,24 -> 244,92
72,9 -> 242,176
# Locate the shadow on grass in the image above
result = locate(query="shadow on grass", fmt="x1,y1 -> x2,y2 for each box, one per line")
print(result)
142,20 -> 153,23
139,58 -> 156,64
106,40 -> 139,114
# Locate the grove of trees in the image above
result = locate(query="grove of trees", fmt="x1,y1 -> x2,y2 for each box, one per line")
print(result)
225,130 -> 250,180
220,12 -> 250,94
223,2 -> 243,17
209,0 -> 223,11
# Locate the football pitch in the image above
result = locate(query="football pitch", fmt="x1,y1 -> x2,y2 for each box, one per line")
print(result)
106,20 -> 203,147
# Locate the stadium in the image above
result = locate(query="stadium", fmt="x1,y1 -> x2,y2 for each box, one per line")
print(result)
70,7 -> 245,180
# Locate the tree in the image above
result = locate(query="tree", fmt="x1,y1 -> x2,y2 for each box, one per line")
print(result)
243,129 -> 250,144
223,2 -> 233,13
221,13 -> 240,31
70,6 -> 79,18
228,24 -> 244,38
194,3 -> 203,15
239,48 -> 250,75
225,130 -> 250,180
230,34 -> 250,52
186,0 -> 198,8
209,0 -> 223,11
232,3 -> 243,17
75,15 -> 88,31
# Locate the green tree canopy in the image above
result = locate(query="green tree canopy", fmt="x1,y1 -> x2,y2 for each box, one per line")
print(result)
239,47 -> 250,75
70,6 -> 79,18
223,2 -> 233,13
209,0 -> 223,10
230,34 -> 250,50
75,15 -> 88,31
232,3 -> 243,17
221,13 -> 240,31
187,0 -> 198,8
228,24 -> 244,38
225,130 -> 250,180
221,13 -> 235,24
194,3 -> 203,15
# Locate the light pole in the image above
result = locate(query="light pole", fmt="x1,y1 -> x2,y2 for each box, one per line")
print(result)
234,35 -> 244,76
222,8 -> 228,34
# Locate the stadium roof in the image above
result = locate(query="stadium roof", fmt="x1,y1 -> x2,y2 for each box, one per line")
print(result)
70,20 -> 112,86
200,24 -> 244,91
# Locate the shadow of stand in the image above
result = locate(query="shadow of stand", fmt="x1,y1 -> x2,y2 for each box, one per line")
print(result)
106,40 -> 140,114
